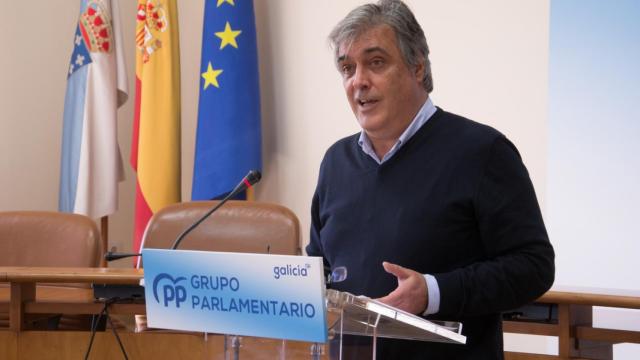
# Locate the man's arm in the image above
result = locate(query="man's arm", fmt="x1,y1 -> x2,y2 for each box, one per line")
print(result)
379,136 -> 554,318
435,136 -> 555,317
306,190 -> 330,266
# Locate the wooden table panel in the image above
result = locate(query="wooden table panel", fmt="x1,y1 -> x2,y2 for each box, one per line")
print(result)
538,289 -> 640,310
2,267 -> 143,284
0,331 -> 17,360
0,331 -> 326,360
503,321 -> 559,336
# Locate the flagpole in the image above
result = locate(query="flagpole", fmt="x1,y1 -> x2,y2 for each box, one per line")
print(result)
100,216 -> 108,267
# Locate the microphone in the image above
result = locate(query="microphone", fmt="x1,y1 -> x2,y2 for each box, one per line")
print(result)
325,266 -> 348,288
104,170 -> 262,262
170,170 -> 262,250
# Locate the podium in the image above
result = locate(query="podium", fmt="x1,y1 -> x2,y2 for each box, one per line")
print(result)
316,289 -> 465,359
141,249 -> 466,359
217,289 -> 466,359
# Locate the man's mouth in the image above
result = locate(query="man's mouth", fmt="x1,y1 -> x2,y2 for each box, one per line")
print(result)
357,98 -> 379,107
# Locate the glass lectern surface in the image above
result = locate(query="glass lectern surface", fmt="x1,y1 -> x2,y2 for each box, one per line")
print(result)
325,289 -> 466,345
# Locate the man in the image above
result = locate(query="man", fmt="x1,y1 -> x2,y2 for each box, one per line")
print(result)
306,0 -> 555,359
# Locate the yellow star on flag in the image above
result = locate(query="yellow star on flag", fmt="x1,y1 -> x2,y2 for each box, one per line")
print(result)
215,22 -> 242,50
202,62 -> 223,89
216,0 -> 235,7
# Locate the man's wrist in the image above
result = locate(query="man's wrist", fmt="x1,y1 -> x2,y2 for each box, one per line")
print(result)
422,274 -> 440,315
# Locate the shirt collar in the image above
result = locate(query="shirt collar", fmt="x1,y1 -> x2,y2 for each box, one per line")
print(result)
358,97 -> 437,164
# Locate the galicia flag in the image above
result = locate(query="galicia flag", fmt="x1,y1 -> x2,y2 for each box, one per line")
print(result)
59,0 -> 128,218
192,0 -> 262,200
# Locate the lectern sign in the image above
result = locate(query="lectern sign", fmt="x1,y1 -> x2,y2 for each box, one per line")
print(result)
142,249 -> 327,343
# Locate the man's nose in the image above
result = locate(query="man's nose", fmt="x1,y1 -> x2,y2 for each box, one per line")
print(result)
352,67 -> 371,89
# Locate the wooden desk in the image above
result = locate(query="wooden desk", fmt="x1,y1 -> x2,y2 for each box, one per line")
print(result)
0,267 -> 144,332
504,287 -> 640,360
3,268 -> 640,359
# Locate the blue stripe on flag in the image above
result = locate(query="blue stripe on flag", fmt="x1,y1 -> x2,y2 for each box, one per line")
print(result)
59,65 -> 88,212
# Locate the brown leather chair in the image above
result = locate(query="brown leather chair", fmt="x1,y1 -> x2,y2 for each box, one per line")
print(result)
136,200 -> 301,332
0,211 -> 102,329
142,200 -> 301,255
0,211 -> 101,267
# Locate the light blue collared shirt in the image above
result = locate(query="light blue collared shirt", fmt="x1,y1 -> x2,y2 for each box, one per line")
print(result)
358,97 -> 437,164
357,97 -> 441,316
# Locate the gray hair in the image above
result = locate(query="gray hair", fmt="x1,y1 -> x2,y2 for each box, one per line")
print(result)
329,0 -> 433,93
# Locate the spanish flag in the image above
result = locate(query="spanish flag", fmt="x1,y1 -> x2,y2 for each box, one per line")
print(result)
131,0 -> 181,255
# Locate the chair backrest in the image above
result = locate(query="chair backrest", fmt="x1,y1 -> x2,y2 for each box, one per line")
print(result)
143,201 -> 301,255
0,211 -> 101,267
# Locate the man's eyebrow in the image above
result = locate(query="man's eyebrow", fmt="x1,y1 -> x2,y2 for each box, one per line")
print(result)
363,46 -> 390,56
337,46 -> 390,63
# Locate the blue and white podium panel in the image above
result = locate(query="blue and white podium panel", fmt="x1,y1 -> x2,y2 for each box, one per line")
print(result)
142,249 -> 327,343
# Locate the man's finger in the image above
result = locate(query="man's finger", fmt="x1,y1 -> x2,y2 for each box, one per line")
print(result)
382,261 -> 410,279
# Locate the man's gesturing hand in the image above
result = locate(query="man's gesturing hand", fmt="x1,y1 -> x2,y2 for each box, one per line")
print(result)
376,261 -> 428,315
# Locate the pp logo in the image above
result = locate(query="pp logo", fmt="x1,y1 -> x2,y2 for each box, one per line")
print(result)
152,273 -> 187,308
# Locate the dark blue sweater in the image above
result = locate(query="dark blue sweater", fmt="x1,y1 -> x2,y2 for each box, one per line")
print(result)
307,108 -> 555,359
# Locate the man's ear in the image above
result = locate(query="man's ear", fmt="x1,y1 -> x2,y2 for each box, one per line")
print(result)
414,58 -> 425,83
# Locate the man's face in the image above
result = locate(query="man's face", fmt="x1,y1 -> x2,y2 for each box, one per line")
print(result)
337,25 -> 426,141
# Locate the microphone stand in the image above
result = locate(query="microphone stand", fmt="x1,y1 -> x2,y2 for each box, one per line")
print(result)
103,170 -> 262,260
171,170 -> 261,250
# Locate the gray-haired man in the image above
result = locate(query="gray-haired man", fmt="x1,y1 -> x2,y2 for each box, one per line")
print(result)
307,1 -> 555,358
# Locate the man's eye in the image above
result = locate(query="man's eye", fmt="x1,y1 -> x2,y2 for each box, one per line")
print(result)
341,64 -> 354,76
371,59 -> 384,67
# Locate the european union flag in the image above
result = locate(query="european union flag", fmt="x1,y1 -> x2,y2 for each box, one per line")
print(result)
192,0 -> 262,200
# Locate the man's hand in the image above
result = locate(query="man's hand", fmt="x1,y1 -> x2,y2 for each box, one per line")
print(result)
376,261 -> 428,315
